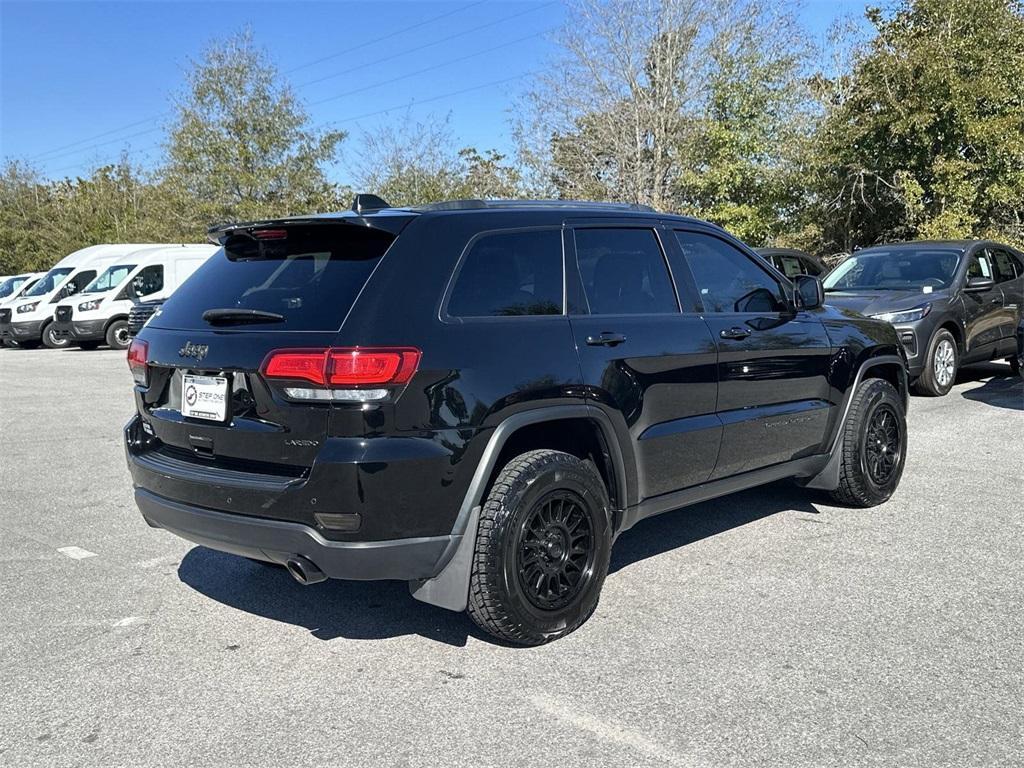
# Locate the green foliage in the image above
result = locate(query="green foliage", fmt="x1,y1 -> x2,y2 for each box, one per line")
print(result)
162,30 -> 347,227
810,0 -> 1024,251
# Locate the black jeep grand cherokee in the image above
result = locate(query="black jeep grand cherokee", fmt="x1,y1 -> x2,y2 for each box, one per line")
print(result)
125,198 -> 909,645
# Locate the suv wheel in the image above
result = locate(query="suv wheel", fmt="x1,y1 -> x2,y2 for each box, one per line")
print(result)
830,378 -> 907,507
467,449 -> 611,645
41,322 -> 70,349
915,329 -> 958,396
106,320 -> 131,350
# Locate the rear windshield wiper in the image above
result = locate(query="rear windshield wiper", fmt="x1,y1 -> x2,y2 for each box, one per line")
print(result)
202,308 -> 285,326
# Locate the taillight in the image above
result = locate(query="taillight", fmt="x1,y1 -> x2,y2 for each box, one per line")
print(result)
127,338 -> 149,386
260,347 -> 421,401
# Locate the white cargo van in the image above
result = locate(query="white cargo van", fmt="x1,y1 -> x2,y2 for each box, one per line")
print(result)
0,272 -> 44,347
52,243 -> 218,350
3,244 -> 159,349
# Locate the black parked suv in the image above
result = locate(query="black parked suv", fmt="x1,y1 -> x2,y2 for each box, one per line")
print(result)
823,241 -> 1024,395
125,198 -> 909,645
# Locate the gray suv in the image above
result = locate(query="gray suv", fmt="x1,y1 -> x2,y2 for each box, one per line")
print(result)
823,241 -> 1024,395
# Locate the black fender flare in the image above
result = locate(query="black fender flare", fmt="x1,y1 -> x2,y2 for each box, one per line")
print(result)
409,404 -> 628,612
802,354 -> 908,490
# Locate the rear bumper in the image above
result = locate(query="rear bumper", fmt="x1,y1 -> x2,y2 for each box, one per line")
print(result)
135,487 -> 455,581
51,318 -> 105,342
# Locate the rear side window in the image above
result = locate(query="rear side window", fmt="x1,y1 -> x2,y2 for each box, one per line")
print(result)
574,228 -> 677,315
153,225 -> 394,331
778,255 -> 806,277
447,229 -> 563,317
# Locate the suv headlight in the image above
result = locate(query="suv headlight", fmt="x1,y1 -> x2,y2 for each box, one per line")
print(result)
871,304 -> 932,324
16,301 -> 39,314
78,299 -> 101,312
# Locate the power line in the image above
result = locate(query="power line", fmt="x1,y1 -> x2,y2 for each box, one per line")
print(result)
295,2 -> 556,91
309,30 -> 550,107
28,0 -> 493,161
283,0 -> 488,74
45,71 -> 538,176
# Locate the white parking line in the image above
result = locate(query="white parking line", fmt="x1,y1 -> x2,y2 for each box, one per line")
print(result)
529,694 -> 685,765
56,546 -> 98,560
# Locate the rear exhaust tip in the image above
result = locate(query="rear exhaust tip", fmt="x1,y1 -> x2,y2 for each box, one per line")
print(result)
285,555 -> 327,586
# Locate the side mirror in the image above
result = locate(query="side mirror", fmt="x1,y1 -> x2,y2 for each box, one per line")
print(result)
964,276 -> 994,292
794,274 -> 824,310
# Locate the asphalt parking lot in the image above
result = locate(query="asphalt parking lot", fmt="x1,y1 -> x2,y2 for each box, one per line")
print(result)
0,347 -> 1021,767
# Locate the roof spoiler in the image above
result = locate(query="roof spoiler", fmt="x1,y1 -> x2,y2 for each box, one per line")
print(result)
351,194 -> 391,215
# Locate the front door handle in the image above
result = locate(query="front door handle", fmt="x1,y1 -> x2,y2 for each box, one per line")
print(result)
719,327 -> 751,340
586,332 -> 627,347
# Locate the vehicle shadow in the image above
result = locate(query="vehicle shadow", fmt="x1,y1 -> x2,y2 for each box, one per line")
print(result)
177,547 -> 483,647
178,480 -> 822,645
610,480 -> 822,574
956,362 -> 1022,410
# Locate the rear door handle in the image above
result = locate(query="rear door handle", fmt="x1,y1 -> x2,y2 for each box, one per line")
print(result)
586,332 -> 627,347
719,327 -> 751,340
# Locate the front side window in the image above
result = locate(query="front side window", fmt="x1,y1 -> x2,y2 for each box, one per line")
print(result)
966,253 -> 993,280
131,265 -> 165,297
675,231 -> 787,313
447,229 -> 563,317
85,264 -> 136,294
990,249 -> 1020,283
573,228 -> 677,315
53,270 -> 96,301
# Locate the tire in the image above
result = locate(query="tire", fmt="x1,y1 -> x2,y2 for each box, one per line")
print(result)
105,320 -> 131,350
914,329 -> 958,396
467,449 -> 612,646
829,378 -> 907,508
78,341 -> 101,351
41,322 -> 70,349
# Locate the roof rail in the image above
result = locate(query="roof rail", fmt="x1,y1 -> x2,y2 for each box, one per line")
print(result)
410,199 -> 658,213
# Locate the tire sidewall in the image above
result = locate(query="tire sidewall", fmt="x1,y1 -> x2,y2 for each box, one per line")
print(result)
42,322 -> 69,349
853,382 -> 907,503
924,329 -> 957,396
106,320 -> 130,350
493,459 -> 611,641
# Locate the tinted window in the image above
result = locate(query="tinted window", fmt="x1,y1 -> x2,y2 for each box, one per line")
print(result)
153,225 -> 394,332
447,230 -> 563,317
675,231 -> 787,313
990,249 -> 1019,283
574,228 -> 677,315
777,255 -> 806,277
133,264 -> 164,297
54,270 -> 96,301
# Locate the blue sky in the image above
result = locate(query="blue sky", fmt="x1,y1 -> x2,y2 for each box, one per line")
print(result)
0,0 -> 867,185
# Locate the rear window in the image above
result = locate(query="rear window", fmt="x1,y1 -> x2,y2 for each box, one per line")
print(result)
447,229 -> 563,317
152,225 -> 395,331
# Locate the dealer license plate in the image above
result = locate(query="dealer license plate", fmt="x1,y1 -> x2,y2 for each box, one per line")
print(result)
181,374 -> 229,422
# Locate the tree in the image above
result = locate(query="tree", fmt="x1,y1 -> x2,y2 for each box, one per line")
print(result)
517,0 -> 812,241
349,113 -> 522,205
161,30 -> 346,230
811,0 -> 1024,251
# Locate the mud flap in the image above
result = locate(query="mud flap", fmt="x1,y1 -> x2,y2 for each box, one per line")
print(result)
408,506 -> 480,612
